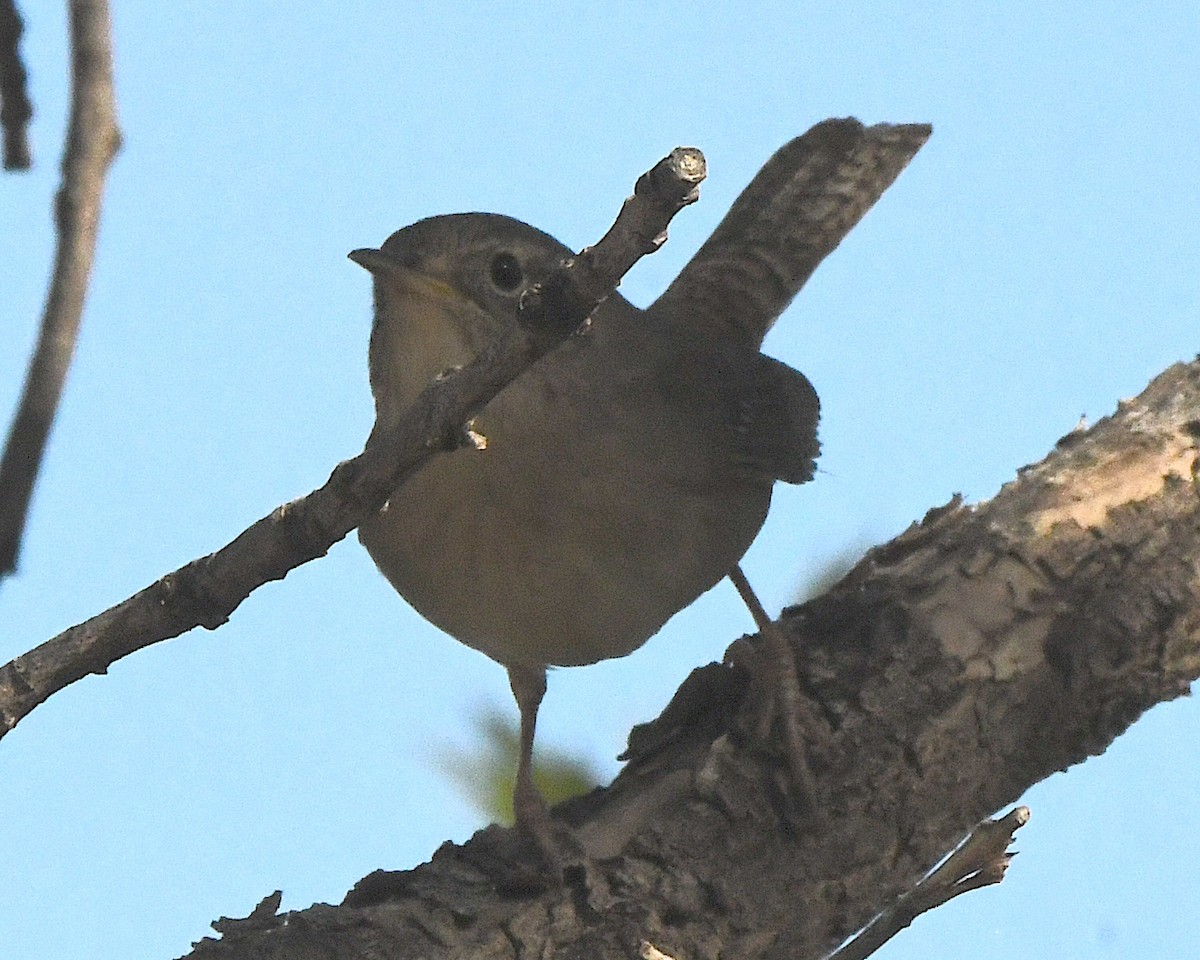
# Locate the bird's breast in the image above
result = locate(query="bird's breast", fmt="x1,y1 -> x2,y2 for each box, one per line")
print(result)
359,335 -> 773,668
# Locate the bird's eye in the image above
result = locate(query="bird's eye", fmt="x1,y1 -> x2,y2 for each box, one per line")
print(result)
489,252 -> 524,292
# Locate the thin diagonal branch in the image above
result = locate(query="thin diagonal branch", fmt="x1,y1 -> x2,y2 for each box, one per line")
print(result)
0,0 -> 32,170
0,144 -> 706,739
0,0 -> 121,579
829,807 -> 1030,960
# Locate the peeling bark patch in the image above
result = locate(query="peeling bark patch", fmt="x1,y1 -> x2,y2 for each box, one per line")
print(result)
988,615 -> 1053,680
1029,433 -> 1197,536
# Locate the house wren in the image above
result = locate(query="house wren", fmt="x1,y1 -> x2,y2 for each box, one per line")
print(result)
350,118 -> 930,851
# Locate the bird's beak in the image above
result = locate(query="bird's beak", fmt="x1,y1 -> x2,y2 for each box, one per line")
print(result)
349,247 -> 461,302
348,247 -> 409,277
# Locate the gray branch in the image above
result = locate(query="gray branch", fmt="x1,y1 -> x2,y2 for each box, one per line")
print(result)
0,144 -> 707,739
0,0 -> 121,577
0,0 -> 33,170
829,807 -> 1030,960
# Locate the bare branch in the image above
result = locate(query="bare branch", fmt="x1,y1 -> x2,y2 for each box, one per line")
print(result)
0,144 -> 707,739
0,0 -> 32,170
829,807 -> 1030,960
0,0 -> 121,578
519,146 -> 705,337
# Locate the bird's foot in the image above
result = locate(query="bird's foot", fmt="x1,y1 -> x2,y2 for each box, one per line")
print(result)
513,774 -> 584,876
756,618 -> 822,823
728,567 -> 823,826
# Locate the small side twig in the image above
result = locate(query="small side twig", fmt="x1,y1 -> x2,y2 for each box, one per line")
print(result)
0,144 -> 706,740
0,0 -> 32,170
829,806 -> 1031,960
0,0 -> 122,580
517,146 -> 704,339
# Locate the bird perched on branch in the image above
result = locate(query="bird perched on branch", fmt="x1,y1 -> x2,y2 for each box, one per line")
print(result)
350,118 -> 930,860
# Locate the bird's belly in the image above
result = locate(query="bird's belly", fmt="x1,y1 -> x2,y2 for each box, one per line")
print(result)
359,420 -> 771,668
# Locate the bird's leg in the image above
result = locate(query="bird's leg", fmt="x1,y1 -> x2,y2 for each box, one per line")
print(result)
506,664 -> 558,859
728,564 -> 819,818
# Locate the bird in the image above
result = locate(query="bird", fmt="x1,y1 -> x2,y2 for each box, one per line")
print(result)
349,118 -> 930,858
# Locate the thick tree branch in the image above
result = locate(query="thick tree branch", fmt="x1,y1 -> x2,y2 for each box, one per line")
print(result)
0,0 -> 120,578
181,358 -> 1200,960
0,0 -> 32,170
0,145 -> 707,738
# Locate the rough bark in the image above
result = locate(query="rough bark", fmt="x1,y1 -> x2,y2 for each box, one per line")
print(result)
183,359 -> 1200,958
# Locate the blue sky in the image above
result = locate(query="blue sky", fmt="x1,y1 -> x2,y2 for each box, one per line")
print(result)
2,2 -> 1198,957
